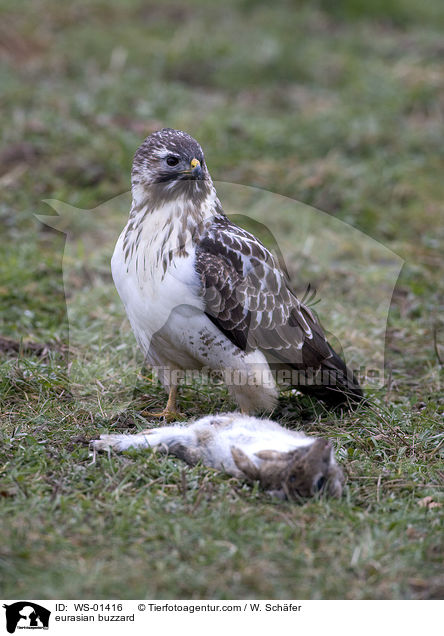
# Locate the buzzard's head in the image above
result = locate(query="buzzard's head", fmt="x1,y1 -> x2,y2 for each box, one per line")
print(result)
131,128 -> 212,206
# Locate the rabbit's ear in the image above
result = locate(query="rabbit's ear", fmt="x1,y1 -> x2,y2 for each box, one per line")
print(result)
255,449 -> 289,462
231,446 -> 260,481
308,438 -> 332,462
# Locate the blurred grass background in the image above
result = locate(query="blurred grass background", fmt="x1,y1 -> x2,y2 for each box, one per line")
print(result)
0,0 -> 443,599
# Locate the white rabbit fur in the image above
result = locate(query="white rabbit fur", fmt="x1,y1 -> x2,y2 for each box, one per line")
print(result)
91,413 -> 344,499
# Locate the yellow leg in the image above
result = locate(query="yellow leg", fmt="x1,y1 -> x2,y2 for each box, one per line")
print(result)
142,385 -> 181,422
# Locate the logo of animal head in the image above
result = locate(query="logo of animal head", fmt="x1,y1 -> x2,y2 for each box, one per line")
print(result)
3,602 -> 51,634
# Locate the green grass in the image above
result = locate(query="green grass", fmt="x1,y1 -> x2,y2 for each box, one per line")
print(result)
0,0 -> 443,600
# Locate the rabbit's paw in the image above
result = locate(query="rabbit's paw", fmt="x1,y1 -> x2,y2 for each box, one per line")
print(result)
90,434 -> 142,453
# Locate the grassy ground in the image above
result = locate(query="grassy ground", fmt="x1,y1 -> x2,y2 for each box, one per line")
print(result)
0,0 -> 443,599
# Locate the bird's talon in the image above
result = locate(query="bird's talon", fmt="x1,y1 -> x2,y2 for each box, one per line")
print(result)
141,409 -> 182,423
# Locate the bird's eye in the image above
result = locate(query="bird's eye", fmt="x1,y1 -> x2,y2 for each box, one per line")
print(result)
166,155 -> 179,167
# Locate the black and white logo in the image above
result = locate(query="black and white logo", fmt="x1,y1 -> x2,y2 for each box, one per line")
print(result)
3,603 -> 51,634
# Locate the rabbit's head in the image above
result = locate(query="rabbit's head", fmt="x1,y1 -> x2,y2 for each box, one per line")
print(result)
233,438 -> 344,499
281,438 -> 344,499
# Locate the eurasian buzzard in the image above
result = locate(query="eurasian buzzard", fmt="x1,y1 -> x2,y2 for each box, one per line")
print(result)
112,128 -> 363,418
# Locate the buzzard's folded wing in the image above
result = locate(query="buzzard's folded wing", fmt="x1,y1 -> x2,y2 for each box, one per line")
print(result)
195,216 -> 331,367
195,215 -> 363,407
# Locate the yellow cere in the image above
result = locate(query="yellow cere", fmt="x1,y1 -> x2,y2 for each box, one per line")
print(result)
190,158 -> 200,169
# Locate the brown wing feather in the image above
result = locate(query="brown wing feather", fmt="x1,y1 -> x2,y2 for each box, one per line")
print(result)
195,215 -> 332,369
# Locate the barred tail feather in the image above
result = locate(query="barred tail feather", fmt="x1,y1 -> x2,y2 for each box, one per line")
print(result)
292,344 -> 364,409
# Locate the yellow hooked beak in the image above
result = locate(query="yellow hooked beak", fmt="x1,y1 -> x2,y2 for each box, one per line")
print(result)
190,158 -> 201,170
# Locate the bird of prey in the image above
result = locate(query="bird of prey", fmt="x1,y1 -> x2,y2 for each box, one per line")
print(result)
112,128 -> 363,419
